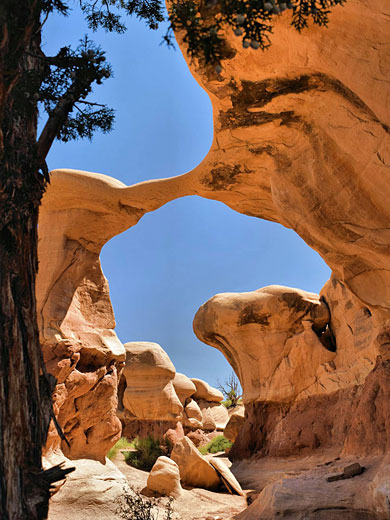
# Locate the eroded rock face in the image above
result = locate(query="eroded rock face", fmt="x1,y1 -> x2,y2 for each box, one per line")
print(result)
194,281 -> 390,459
224,407 -> 245,443
194,285 -> 335,404
191,378 -> 224,403
117,342 -> 228,436
173,373 -> 197,405
184,399 -> 203,429
47,454 -> 130,520
173,0 -> 390,311
122,341 -> 183,421
38,171 -> 193,459
198,400 -> 229,431
39,0 -> 390,513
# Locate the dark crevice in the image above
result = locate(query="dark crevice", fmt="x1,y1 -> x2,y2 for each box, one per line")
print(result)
314,297 -> 337,352
117,374 -> 126,412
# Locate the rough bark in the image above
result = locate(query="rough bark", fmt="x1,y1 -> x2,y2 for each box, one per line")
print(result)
0,2 -> 70,518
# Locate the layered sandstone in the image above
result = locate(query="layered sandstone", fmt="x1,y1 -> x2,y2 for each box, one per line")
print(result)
121,342 -> 183,421
38,0 -> 390,515
39,0 -> 390,461
117,341 -> 228,437
224,406 -> 245,443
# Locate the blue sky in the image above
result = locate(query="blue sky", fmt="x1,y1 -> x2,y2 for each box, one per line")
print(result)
42,7 -> 331,389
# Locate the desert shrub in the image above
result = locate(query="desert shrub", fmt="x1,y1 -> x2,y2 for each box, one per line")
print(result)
199,435 -> 233,455
222,397 -> 243,409
107,437 -> 134,460
117,486 -> 173,520
123,435 -> 170,472
218,372 -> 242,408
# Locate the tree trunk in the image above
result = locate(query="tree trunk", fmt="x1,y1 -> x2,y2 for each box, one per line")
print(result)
0,2 -> 69,518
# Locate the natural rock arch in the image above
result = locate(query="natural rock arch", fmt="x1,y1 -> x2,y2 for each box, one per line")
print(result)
38,0 -> 390,473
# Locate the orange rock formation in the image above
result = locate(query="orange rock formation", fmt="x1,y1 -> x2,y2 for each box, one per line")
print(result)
38,0 -> 390,515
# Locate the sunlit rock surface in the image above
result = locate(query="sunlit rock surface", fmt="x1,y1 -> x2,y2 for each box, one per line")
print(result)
194,285 -> 335,404
38,0 -> 390,515
224,406 -> 245,443
122,341 -> 183,421
118,342 -> 229,436
46,454 -> 130,520
146,456 -> 183,499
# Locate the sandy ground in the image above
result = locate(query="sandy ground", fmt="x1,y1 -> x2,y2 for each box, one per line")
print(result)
113,451 -> 248,520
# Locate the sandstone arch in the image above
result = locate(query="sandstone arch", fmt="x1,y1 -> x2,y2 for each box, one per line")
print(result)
38,0 -> 390,473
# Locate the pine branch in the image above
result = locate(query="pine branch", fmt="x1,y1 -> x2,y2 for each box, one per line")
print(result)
37,88 -> 76,161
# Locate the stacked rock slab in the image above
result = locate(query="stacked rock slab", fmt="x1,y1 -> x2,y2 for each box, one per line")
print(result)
119,341 -> 183,439
191,378 -> 229,431
118,342 -> 229,438
170,437 -> 220,491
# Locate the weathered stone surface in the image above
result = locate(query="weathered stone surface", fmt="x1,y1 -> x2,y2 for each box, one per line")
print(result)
370,455 -> 390,517
47,454 -> 130,519
198,400 -> 229,431
195,281 -> 390,461
121,419 -> 179,441
174,0 -> 390,311
194,285 -> 334,404
165,422 -> 185,446
233,454 -> 385,520
147,456 -> 182,498
173,373 -> 197,405
122,341 -> 183,422
185,429 -> 211,448
39,0 -> 390,465
184,398 -> 203,429
229,355 -> 390,461
171,437 -> 220,491
191,378 -> 224,403
224,407 -> 245,443
37,169 -> 199,459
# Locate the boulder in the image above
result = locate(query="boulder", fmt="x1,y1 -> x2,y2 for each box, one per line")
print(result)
146,456 -> 182,498
173,373 -> 196,405
191,378 -> 224,403
171,437 -> 220,490
186,429 -> 210,448
122,342 -> 183,422
224,407 -> 245,443
164,421 -> 185,446
184,398 -> 203,429
198,400 -> 229,431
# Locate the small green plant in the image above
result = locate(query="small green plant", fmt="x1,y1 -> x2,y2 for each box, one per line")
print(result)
123,435 -> 170,472
218,372 -> 242,408
222,397 -> 243,408
107,437 -> 135,460
117,486 -> 174,520
199,435 -> 233,455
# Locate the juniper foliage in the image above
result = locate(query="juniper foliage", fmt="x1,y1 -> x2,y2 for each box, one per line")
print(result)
17,0 -> 346,151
